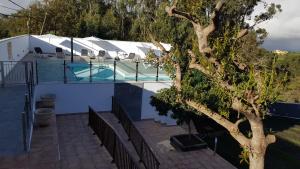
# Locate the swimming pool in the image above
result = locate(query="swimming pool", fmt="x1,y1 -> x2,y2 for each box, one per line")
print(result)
67,62 -> 171,82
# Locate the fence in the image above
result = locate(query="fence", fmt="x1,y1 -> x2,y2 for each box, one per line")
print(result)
88,107 -> 141,169
112,97 -> 160,169
0,61 -> 34,87
0,60 -> 35,151
22,61 -> 35,151
34,59 -> 170,83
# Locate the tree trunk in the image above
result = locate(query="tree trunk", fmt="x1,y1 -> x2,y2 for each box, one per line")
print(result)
248,119 -> 268,169
249,152 -> 265,169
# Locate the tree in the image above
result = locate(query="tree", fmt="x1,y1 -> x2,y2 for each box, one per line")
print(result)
148,1 -> 286,169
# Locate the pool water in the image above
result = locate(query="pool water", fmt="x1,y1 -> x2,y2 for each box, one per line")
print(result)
67,63 -> 171,82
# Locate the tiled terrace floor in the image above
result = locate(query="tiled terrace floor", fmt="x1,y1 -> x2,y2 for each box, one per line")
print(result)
0,114 -> 118,169
57,114 -> 118,169
134,120 -> 236,169
101,113 -> 236,169
0,113 -> 236,169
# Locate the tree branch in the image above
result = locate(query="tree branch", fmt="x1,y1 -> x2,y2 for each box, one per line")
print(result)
175,63 -> 182,92
236,20 -> 266,39
237,29 -> 249,39
149,33 -> 171,63
266,134 -> 276,145
210,0 -> 225,20
165,0 -> 199,25
204,0 -> 225,35
186,100 -> 250,146
149,33 -> 167,53
232,98 -> 258,120
235,118 -> 247,127
188,50 -> 234,91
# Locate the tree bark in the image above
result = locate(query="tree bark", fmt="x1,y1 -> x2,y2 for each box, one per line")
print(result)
249,151 -> 265,169
248,119 -> 273,169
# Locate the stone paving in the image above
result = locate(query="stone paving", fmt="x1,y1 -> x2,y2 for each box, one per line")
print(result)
56,114 -> 118,169
134,120 -> 237,169
0,85 -> 26,155
101,112 -> 236,169
0,113 -> 236,169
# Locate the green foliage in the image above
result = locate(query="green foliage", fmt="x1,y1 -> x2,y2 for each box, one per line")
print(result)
239,146 -> 249,164
150,86 -> 196,125
0,0 -> 144,40
148,2 -> 287,166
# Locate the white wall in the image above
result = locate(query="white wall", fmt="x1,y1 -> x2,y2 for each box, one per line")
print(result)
33,82 -> 175,122
141,82 -> 176,125
0,35 -> 29,61
0,35 -> 30,82
34,83 -> 114,114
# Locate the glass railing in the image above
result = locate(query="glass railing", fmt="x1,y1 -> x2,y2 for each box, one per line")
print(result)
35,58 -> 171,83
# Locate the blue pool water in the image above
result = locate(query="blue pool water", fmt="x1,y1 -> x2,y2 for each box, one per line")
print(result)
67,63 -> 171,82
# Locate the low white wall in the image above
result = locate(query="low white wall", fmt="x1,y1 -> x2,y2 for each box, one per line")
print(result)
34,83 -> 114,114
0,35 -> 29,61
34,81 -> 175,124
141,82 -> 172,119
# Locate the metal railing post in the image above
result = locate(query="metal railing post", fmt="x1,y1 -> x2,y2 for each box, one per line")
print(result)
22,112 -> 27,152
25,94 -> 30,125
111,134 -> 116,163
214,137 -> 218,155
139,141 -> 144,162
135,61 -> 139,82
35,60 -> 39,85
24,62 -> 29,84
71,37 -> 74,63
0,61 -> 5,87
113,60 -> 116,82
63,60 -> 67,84
127,124 -> 131,141
89,60 -> 92,83
111,96 -> 114,114
156,58 -> 159,81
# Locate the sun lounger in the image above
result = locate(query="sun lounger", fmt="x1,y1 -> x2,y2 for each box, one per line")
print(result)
81,49 -> 88,57
124,53 -> 140,62
34,47 -> 48,58
56,47 -> 65,59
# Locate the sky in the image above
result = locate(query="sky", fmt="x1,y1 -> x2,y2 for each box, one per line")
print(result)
0,0 -> 32,14
253,0 -> 300,51
0,0 -> 299,51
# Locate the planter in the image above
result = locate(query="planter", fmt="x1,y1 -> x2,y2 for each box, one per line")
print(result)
36,100 -> 55,109
170,134 -> 207,152
35,108 -> 54,127
40,94 -> 56,102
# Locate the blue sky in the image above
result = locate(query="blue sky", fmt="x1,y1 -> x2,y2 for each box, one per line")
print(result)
1,0 -> 299,51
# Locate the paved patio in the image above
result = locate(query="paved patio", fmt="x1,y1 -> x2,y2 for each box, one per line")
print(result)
134,120 -> 236,169
100,113 -> 236,169
57,114 -> 118,169
0,113 -> 236,169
